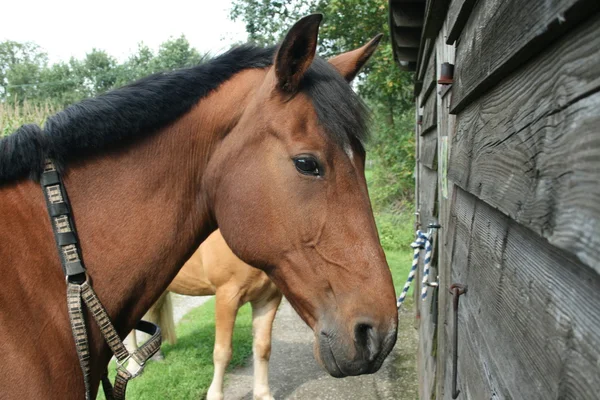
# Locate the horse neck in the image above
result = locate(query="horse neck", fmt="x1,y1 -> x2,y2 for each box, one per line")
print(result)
59,68 -> 266,373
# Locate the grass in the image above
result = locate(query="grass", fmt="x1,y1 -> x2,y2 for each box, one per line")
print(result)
0,101 -> 56,136
98,299 -> 254,400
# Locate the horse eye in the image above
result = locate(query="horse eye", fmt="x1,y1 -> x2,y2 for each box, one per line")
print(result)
293,156 -> 321,176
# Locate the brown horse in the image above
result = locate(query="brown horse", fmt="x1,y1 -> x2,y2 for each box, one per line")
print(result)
126,229 -> 282,400
0,15 -> 397,399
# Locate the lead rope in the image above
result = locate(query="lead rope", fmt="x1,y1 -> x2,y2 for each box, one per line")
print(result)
41,159 -> 161,400
396,223 -> 440,309
396,230 -> 429,308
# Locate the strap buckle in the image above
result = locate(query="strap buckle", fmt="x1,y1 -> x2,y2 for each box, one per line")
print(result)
116,354 -> 145,379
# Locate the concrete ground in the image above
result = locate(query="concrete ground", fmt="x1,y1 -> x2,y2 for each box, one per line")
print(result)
171,293 -> 213,324
222,300 -> 418,400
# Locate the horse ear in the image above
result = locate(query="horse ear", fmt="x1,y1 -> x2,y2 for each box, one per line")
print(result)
328,34 -> 383,82
274,14 -> 323,92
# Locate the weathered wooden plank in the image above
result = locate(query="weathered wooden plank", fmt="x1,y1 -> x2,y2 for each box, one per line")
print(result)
394,46 -> 419,62
418,165 -> 438,228
391,2 -> 425,28
393,28 -> 422,48
435,34 -> 456,397
455,191 -> 600,399
442,187 -> 476,399
445,0 -> 477,45
419,129 -> 437,170
416,38 -> 433,81
414,104 -> 421,210
422,54 -> 436,103
421,89 -> 437,135
422,0 -> 450,39
448,16 -> 600,271
418,290 -> 438,400
450,0 -> 600,113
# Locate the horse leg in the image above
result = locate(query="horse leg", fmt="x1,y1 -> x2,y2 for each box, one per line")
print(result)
207,290 -> 239,400
251,292 -> 282,400
124,329 -> 138,352
149,292 -> 176,360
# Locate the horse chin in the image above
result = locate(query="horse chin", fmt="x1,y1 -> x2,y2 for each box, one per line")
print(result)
313,337 -> 346,378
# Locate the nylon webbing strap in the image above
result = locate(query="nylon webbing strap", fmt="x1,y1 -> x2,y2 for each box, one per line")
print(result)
67,283 -> 92,399
68,281 -> 162,400
42,159 -> 161,400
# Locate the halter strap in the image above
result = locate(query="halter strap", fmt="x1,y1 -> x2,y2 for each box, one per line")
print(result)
41,159 -> 161,400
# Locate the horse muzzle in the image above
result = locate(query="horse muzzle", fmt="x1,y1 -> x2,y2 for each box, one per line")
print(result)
314,317 -> 397,377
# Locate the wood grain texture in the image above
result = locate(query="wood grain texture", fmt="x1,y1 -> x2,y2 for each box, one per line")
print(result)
422,53 -> 436,104
421,89 -> 437,135
450,0 -> 600,113
443,188 -> 476,399
391,2 -> 425,28
420,129 -> 437,170
418,280 -> 438,400
418,165 -> 438,229
453,189 -> 600,399
393,28 -> 422,48
417,38 -> 433,81
434,34 -> 456,397
448,16 -> 600,271
445,0 -> 477,45
422,0 -> 450,39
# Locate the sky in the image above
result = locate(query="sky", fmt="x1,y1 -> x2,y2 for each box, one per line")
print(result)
0,0 -> 249,64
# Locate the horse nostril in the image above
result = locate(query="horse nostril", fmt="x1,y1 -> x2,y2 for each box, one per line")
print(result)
354,322 -> 380,362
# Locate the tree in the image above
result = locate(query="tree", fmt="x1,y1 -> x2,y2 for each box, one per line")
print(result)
77,49 -> 118,96
37,60 -> 86,106
230,0 -> 413,126
150,36 -> 203,72
0,41 -> 48,102
116,43 -> 156,86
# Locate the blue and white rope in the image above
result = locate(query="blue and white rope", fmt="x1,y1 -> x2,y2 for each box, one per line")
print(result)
396,230 -> 429,308
420,233 -> 433,301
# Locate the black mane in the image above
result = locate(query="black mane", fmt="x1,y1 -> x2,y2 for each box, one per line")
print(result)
0,45 -> 368,185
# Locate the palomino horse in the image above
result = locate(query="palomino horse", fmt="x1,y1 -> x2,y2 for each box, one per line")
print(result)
127,229 -> 281,400
0,15 -> 398,399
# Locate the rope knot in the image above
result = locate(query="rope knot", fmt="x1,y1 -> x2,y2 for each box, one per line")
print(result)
410,230 -> 429,249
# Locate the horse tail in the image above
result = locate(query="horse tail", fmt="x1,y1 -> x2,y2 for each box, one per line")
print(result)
150,291 -> 177,345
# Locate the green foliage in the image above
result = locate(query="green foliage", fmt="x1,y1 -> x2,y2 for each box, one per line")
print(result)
0,101 -> 56,136
230,0 -> 315,46
0,35 -> 203,108
98,299 -> 253,400
368,108 -> 415,210
0,41 -> 48,101
152,36 -> 204,72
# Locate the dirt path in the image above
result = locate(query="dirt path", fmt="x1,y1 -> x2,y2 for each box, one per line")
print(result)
222,300 -> 418,400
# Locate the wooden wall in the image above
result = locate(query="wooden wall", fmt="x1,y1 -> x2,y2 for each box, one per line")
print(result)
404,0 -> 600,398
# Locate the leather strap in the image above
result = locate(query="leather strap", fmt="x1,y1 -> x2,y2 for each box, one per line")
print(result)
42,159 -> 162,400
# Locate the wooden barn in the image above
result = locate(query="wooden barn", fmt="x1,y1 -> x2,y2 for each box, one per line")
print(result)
388,0 -> 600,398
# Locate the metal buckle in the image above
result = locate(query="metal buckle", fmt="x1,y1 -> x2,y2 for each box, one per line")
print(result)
116,354 -> 145,378
66,271 -> 89,285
